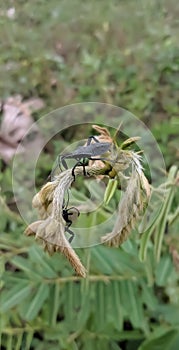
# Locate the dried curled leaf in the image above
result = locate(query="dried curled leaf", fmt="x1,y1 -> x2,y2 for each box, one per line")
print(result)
25,166 -> 108,277
0,95 -> 44,163
25,217 -> 86,277
25,170 -> 86,277
140,171 -> 151,199
32,181 -> 56,219
101,169 -> 149,247
92,124 -> 112,142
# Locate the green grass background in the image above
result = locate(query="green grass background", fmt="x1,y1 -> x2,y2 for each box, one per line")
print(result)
0,1 -> 179,349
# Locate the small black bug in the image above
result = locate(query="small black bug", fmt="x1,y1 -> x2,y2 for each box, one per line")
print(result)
62,192 -> 80,243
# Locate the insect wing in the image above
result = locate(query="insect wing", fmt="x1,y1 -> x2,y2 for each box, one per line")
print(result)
90,142 -> 111,156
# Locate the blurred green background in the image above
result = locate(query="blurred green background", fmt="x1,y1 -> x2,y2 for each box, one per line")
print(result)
0,1 -> 179,349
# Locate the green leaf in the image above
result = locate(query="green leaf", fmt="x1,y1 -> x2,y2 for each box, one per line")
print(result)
140,280 -> 158,310
28,245 -> 58,278
11,256 -> 41,281
155,255 -> 173,286
25,332 -> 34,350
15,333 -> 23,350
139,328 -> 179,350
91,246 -> 114,274
139,225 -> 156,262
155,304 -> 179,325
49,283 -> 61,326
126,280 -> 142,328
25,283 -> 49,320
104,179 -> 118,205
63,281 -> 75,326
110,341 -> 122,350
139,165 -> 178,262
91,245 -> 143,276
76,286 -> 91,330
95,281 -> 105,330
109,281 -> 123,331
6,334 -> 13,350
119,280 -> 145,330
1,283 -> 32,312
81,339 -> 99,350
154,166 -> 177,261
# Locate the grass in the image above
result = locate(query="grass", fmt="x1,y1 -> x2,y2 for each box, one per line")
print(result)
0,1 -> 179,349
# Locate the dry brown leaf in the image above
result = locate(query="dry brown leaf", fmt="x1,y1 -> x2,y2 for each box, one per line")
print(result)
0,95 -> 44,163
25,170 -> 87,277
101,169 -> 145,247
92,124 -> 113,143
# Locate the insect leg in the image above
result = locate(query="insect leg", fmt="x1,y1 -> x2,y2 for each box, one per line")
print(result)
60,156 -> 68,169
72,161 -> 85,180
82,158 -> 87,176
89,157 -> 108,162
66,227 -> 75,243
86,135 -> 100,146
67,207 -> 80,217
66,218 -> 72,227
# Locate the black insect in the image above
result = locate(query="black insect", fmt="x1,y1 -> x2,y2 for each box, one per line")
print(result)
62,193 -> 80,243
59,136 -> 111,179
